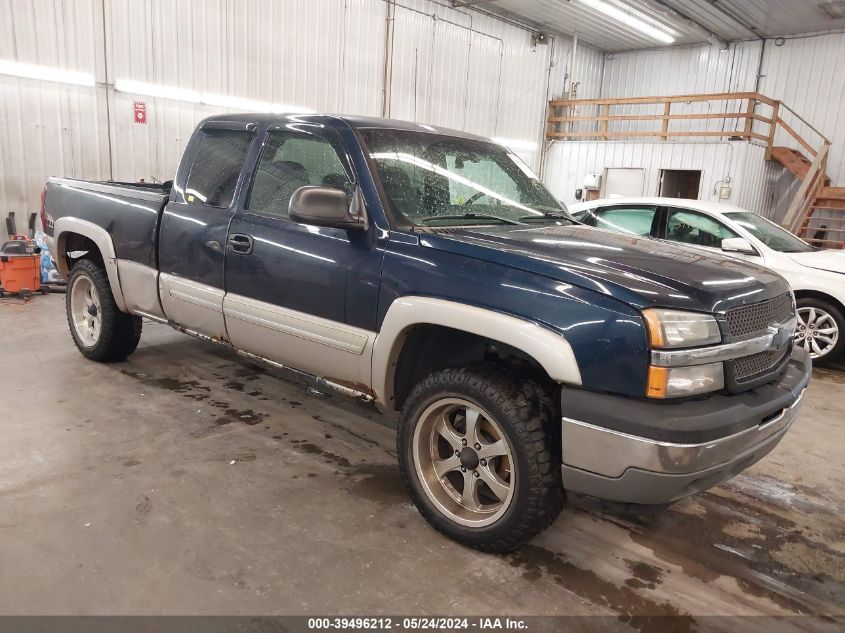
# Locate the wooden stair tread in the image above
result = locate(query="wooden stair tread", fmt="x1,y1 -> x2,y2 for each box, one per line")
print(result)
794,195 -> 845,248
772,146 -> 805,158
771,146 -> 813,179
771,146 -> 831,182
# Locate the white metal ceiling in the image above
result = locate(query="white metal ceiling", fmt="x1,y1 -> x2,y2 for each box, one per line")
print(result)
476,0 -> 845,51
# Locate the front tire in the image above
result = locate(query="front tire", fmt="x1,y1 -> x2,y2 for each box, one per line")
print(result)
397,364 -> 564,553
66,259 -> 142,362
795,297 -> 844,365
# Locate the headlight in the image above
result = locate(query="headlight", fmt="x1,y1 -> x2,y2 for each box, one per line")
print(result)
643,309 -> 724,398
642,308 -> 721,348
647,363 -> 724,398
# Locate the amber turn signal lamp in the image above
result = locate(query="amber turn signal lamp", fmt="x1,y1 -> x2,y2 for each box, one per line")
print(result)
646,365 -> 668,399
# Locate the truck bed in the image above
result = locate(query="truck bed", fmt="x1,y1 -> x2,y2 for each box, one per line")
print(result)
44,177 -> 171,269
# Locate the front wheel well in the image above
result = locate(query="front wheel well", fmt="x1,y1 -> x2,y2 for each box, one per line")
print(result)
793,289 -> 845,316
391,324 -> 558,411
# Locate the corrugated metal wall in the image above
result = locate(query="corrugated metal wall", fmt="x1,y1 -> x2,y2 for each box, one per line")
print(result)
105,0 -> 392,183
597,42 -> 762,138
547,35 -> 606,101
0,0 -> 605,235
4,1 -> 844,240
0,0 -> 109,229
542,39 -> 777,212
759,33 -> 845,185
601,42 -> 761,97
542,32 -> 845,217
543,139 -> 777,216
594,34 -> 845,185
730,142 -> 798,222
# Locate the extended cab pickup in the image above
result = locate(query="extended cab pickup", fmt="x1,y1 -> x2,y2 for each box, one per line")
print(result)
44,114 -> 811,552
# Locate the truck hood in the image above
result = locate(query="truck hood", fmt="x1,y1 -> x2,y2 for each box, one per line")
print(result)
787,249 -> 845,275
420,224 -> 789,313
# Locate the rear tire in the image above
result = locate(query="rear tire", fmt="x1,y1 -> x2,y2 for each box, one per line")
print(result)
397,364 -> 564,553
795,297 -> 844,366
66,259 -> 142,362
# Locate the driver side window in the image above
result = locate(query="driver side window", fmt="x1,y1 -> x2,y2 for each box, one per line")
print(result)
247,130 -> 352,218
665,208 -> 738,248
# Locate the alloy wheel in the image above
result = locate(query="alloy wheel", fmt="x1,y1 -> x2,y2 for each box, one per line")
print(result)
70,274 -> 102,346
796,306 -> 839,359
412,398 -> 515,527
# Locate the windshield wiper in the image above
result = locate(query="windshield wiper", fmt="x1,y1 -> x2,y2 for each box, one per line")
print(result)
518,211 -> 575,223
419,213 -> 523,226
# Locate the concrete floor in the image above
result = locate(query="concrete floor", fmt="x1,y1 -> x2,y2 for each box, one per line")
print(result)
2,293 -> 844,625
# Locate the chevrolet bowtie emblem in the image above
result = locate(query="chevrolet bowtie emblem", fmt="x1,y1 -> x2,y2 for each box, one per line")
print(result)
768,323 -> 792,348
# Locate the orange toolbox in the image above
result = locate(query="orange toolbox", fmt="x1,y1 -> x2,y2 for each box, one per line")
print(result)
0,235 -> 41,295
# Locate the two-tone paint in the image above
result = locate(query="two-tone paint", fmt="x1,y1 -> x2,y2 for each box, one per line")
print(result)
44,113 -> 795,406
43,112 -> 816,510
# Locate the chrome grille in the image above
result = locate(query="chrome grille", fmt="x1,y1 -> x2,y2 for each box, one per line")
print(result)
726,294 -> 793,338
734,348 -> 789,381
726,294 -> 795,386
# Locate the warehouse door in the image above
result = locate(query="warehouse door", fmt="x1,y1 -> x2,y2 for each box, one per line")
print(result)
602,168 -> 645,198
660,169 -> 701,199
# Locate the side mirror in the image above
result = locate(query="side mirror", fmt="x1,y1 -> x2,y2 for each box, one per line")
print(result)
721,237 -> 757,256
289,186 -> 368,231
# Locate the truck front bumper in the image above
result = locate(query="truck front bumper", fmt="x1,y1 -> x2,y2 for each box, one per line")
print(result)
561,347 -> 811,505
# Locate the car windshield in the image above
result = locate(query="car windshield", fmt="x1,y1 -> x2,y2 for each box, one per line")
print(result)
724,212 -> 814,253
360,128 -> 572,226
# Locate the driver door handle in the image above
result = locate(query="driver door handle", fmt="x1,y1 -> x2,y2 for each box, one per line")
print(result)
228,233 -> 254,254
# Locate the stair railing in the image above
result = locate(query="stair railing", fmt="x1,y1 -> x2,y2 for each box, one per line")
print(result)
546,92 -> 775,142
773,102 -> 832,233
783,141 -> 831,233
774,101 -> 830,159
546,92 -> 833,235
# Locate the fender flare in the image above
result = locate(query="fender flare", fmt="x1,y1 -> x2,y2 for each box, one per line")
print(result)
50,217 -> 128,312
371,296 -> 582,408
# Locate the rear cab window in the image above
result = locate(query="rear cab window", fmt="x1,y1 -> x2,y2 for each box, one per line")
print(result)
183,129 -> 254,208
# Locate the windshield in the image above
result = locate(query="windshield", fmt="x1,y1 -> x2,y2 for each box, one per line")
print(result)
360,128 -> 572,227
725,212 -> 814,253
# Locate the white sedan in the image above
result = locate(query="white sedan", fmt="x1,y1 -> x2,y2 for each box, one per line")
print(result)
569,197 -> 845,365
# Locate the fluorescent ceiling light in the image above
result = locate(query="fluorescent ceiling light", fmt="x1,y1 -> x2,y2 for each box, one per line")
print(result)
577,0 -> 675,44
491,137 -> 538,151
0,59 -> 95,87
115,78 -> 201,103
201,92 -> 312,114
115,78 -> 312,114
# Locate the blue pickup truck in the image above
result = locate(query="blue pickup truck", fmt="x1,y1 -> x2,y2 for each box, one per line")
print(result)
43,114 -> 811,552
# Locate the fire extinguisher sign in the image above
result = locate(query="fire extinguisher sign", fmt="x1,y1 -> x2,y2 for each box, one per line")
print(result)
133,101 -> 148,124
